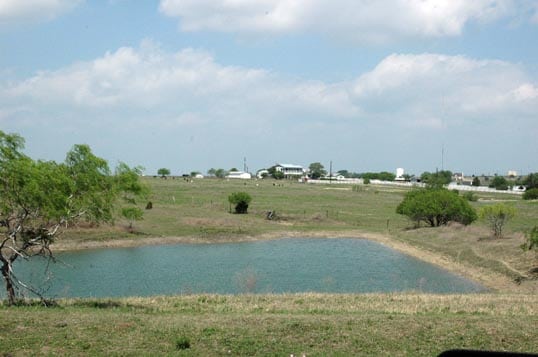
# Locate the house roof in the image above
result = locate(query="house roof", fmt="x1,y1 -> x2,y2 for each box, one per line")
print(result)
276,163 -> 304,169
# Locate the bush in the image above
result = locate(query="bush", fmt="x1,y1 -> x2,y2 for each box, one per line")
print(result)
523,188 -> 538,200
462,192 -> 478,202
228,192 -> 252,214
479,204 -> 516,238
396,188 -> 477,227
175,336 -> 191,350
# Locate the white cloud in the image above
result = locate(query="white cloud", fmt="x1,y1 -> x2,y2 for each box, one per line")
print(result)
352,53 -> 537,125
0,0 -> 82,27
2,41 -> 359,125
159,0 -> 527,41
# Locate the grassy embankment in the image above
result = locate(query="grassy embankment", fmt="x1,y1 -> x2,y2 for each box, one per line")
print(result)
2,178 -> 538,355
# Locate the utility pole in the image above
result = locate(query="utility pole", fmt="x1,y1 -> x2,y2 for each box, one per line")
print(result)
329,160 -> 333,184
243,157 -> 247,173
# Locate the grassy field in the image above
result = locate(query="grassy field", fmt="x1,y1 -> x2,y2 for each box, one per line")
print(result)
2,178 -> 538,355
2,294 -> 538,356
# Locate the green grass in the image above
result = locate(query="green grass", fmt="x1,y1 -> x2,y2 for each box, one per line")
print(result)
2,294 -> 538,356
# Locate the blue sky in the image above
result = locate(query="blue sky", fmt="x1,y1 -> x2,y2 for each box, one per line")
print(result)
1,0 -> 538,176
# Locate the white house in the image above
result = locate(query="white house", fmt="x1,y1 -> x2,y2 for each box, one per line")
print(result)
274,164 -> 305,178
226,171 -> 252,179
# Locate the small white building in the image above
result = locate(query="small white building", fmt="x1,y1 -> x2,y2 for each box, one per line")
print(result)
226,171 -> 252,180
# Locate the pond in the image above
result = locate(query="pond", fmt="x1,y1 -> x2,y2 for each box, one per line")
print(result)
10,238 -> 486,298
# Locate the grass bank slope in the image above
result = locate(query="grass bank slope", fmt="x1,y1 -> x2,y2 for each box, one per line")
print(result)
2,294 -> 537,356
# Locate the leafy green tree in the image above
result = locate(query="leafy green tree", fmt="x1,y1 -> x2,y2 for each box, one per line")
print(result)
523,173 -> 538,190
115,163 -> 149,230
157,168 -> 170,178
308,162 -> 326,179
207,168 -> 216,177
472,177 -> 481,187
267,166 -> 284,179
420,170 -> 452,188
228,192 -> 252,214
190,171 -> 201,177
479,204 -> 516,238
360,172 -> 396,181
396,188 -> 477,228
337,170 -> 350,178
0,131 -> 147,304
489,175 -> 509,190
215,168 -> 227,179
229,168 -> 238,172
523,188 -> 538,200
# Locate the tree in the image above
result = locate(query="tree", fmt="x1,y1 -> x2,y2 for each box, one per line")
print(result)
489,176 -> 509,190
420,170 -> 452,188
207,168 -> 216,177
214,168 -> 227,179
523,188 -> 538,200
157,168 -> 170,178
523,173 -> 538,190
115,163 -> 149,230
479,204 -> 516,238
0,131 -> 146,304
396,188 -> 477,228
472,177 -> 481,187
308,162 -> 326,179
228,192 -> 252,214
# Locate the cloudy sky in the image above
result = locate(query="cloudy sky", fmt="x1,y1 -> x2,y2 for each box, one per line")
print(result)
1,0 -> 537,176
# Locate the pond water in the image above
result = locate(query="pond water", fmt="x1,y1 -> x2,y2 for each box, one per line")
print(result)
10,238 -> 486,298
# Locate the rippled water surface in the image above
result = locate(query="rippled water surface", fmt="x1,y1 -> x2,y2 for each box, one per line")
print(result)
12,238 -> 486,298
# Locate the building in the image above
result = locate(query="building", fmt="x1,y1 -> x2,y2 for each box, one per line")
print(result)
274,164 -> 305,179
226,171 -> 252,179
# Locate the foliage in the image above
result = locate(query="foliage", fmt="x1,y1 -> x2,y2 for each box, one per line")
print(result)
360,172 -> 396,181
489,176 -> 509,190
523,172 -> 538,190
308,162 -> 327,179
523,188 -> 538,200
229,168 -> 238,172
420,170 -> 452,188
214,168 -> 227,179
207,168 -> 216,177
363,177 -> 371,184
157,168 -> 170,178
0,131 -> 147,304
472,177 -> 481,187
462,192 -> 478,202
479,204 -> 516,238
521,226 -> 538,252
115,163 -> 149,229
396,188 -> 477,227
228,192 -> 252,214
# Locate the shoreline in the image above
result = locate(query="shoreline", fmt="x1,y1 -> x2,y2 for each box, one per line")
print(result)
51,230 -> 519,293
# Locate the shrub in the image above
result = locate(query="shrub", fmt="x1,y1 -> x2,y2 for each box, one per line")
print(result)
175,336 -> 191,350
396,188 -> 477,228
523,188 -> 538,200
363,178 -> 371,184
462,191 -> 478,202
479,204 -> 516,238
228,192 -> 252,214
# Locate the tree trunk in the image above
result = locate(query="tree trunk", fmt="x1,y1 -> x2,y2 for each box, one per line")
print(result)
1,261 -> 16,305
